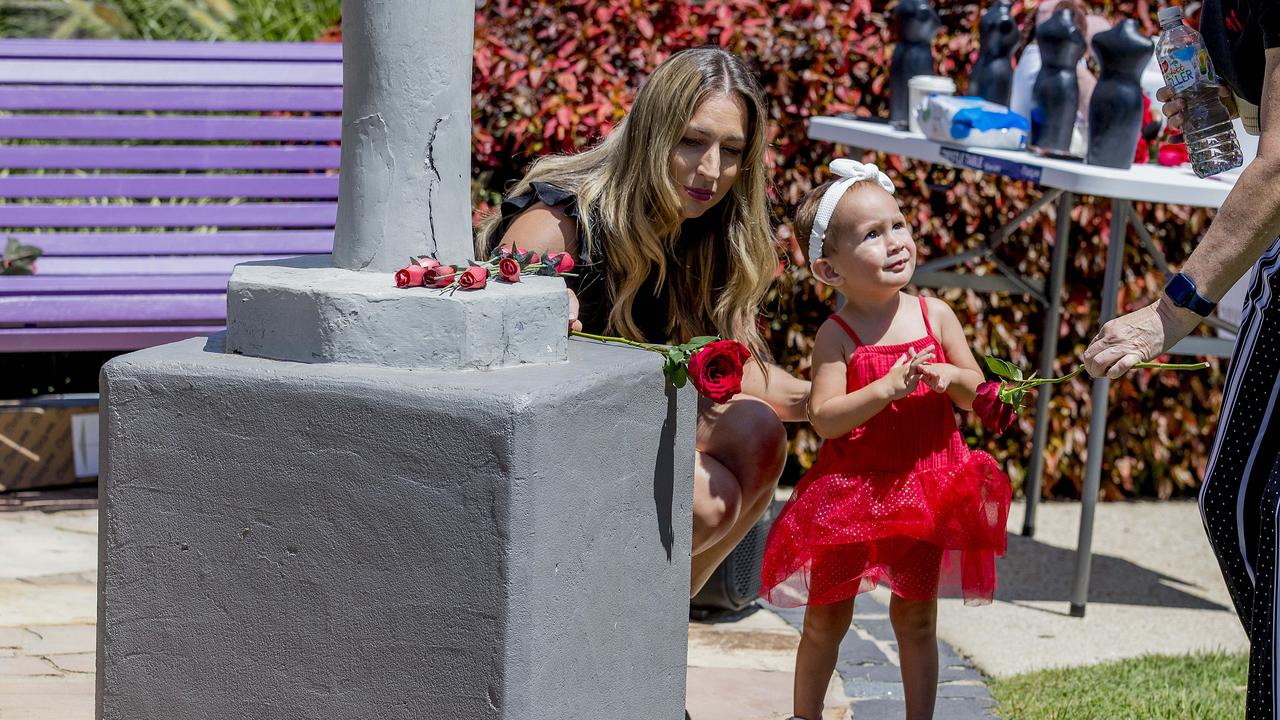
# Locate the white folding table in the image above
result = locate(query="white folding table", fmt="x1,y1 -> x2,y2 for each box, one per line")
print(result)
808,116 -> 1243,616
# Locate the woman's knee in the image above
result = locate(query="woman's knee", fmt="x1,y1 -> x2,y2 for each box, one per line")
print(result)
704,397 -> 787,499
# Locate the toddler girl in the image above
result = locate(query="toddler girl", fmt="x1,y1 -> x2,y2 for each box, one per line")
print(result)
760,159 -> 1011,720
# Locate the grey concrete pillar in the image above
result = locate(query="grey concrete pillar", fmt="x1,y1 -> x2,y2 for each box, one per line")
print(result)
98,337 -> 694,719
332,0 -> 475,270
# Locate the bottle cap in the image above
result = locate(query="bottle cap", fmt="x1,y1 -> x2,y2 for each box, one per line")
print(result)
1158,6 -> 1184,26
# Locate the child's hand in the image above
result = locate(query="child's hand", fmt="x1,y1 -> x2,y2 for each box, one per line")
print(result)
878,345 -> 935,402
921,363 -> 953,394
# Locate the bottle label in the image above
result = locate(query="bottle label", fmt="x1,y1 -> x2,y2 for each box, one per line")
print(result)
1160,46 -> 1217,92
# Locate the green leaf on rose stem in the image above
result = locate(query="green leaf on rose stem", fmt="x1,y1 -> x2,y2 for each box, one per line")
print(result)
984,356 -> 1023,381
666,346 -> 685,367
687,335 -> 719,349
668,362 -> 689,389
1011,389 -> 1026,408
467,259 -> 480,267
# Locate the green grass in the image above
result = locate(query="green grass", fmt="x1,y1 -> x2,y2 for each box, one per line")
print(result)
0,0 -> 341,42
989,652 -> 1248,720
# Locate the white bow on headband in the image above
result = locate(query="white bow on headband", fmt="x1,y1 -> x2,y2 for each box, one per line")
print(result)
807,159 -> 895,261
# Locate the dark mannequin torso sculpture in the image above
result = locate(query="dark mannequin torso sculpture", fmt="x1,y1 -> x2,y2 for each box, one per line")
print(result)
971,0 -> 1020,106
890,0 -> 942,128
1030,8 -> 1086,155
1087,19 -> 1154,169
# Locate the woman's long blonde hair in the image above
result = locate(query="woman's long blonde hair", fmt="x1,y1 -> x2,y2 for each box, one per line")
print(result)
476,47 -> 776,357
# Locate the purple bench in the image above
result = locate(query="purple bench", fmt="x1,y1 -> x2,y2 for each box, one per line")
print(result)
0,39 -> 342,353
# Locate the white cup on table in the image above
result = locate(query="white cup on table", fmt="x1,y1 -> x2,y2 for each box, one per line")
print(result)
908,75 -> 956,134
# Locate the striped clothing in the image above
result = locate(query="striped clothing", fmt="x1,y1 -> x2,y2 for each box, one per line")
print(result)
1201,235 -> 1280,720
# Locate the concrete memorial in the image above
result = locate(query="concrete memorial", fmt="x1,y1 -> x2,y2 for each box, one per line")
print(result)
96,2 -> 695,718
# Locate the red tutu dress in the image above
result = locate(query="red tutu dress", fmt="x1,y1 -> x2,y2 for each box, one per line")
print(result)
761,297 -> 1011,607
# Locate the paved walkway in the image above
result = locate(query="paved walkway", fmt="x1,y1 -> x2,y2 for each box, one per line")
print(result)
0,509 -> 97,719
0,497 -> 1244,718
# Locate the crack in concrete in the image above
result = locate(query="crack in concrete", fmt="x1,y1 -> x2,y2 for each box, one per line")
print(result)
424,115 -> 447,257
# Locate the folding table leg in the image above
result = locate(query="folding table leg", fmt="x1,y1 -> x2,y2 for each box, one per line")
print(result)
1069,198 -> 1131,617
1023,191 -> 1075,537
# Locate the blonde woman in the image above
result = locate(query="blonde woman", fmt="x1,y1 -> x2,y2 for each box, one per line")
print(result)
477,46 -> 809,597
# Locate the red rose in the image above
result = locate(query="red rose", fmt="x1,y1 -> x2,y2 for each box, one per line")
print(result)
550,252 -> 574,273
425,264 -> 456,288
395,264 -> 427,288
498,256 -> 522,282
500,246 -> 542,263
973,381 -> 1016,434
1134,137 -> 1149,164
1158,137 -> 1190,166
458,265 -> 489,290
688,340 -> 751,404
416,256 -> 442,269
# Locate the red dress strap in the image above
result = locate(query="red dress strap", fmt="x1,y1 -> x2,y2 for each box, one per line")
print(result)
828,314 -> 864,346
918,295 -> 935,339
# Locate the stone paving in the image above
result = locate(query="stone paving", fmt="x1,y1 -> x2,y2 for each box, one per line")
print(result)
764,596 -> 997,720
3,498 -> 1243,719
0,508 -> 98,719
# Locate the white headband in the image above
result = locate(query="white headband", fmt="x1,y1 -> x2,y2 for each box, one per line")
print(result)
808,158 -> 895,261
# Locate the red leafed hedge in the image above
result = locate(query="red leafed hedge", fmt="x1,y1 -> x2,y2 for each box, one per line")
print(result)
341,0 -> 1225,500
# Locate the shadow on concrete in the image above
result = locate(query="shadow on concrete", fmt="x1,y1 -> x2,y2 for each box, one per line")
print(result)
653,384 -> 678,562
993,532 -> 1230,612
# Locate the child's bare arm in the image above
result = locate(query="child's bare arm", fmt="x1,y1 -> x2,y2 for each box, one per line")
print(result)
808,319 -> 934,439
920,297 -> 984,410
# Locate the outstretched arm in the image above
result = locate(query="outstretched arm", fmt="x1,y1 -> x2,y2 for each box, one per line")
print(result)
1085,48 -> 1280,378
741,362 -> 810,423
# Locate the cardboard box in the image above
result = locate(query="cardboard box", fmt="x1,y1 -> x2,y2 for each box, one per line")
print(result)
0,395 -> 99,492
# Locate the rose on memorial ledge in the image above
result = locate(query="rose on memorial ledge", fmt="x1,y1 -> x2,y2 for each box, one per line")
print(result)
393,247 -> 576,292
497,256 -> 522,282
570,331 -> 751,402
975,355 -> 1209,434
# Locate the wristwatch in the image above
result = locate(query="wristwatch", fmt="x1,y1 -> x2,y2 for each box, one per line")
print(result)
1164,272 -> 1217,317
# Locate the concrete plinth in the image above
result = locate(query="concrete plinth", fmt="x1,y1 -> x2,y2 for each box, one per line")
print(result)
97,336 -> 693,720
225,256 -> 569,370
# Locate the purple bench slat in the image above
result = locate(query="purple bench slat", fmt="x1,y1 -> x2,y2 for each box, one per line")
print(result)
0,39 -> 342,62
0,145 -> 341,170
0,293 -> 226,324
0,274 -> 230,294
0,59 -> 342,86
0,202 -> 337,228
0,325 -> 227,353
35,255 -> 289,275
0,86 -> 344,112
6,231 -> 333,256
0,115 -> 341,141
0,175 -> 339,200
0,40 -> 345,352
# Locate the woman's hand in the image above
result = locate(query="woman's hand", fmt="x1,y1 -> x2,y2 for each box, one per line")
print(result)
567,288 -> 582,331
1157,85 -> 1238,131
1083,299 -> 1202,379
876,346 -> 935,402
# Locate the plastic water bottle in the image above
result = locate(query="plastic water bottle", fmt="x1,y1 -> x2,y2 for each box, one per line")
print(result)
1155,5 -> 1242,177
